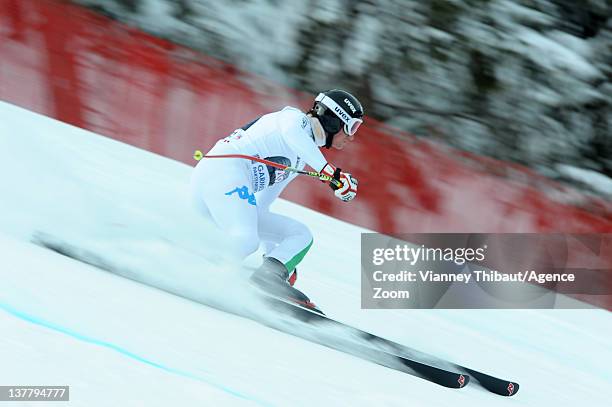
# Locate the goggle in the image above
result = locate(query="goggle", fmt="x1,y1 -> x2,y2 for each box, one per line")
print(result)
315,93 -> 363,136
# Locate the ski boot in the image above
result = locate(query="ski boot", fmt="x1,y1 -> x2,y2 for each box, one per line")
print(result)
250,257 -> 320,312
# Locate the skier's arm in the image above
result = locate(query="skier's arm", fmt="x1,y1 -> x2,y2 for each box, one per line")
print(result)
280,114 -> 327,173
281,112 -> 358,202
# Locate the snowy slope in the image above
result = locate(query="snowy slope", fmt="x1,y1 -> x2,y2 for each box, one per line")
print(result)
0,101 -> 611,406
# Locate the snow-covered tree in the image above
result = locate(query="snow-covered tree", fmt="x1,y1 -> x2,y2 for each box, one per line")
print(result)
74,0 -> 612,195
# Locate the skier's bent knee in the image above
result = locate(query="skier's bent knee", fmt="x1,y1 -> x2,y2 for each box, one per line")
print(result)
233,235 -> 260,259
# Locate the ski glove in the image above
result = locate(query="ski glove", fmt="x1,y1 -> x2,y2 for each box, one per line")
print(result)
320,164 -> 358,202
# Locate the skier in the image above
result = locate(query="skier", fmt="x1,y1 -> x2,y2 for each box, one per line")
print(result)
190,90 -> 363,310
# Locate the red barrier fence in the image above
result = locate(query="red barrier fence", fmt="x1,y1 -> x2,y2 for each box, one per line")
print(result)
1,0 -> 610,308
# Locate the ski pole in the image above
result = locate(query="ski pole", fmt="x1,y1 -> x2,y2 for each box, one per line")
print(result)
193,150 -> 343,189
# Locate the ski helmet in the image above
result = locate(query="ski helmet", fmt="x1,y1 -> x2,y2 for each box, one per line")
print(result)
311,89 -> 364,148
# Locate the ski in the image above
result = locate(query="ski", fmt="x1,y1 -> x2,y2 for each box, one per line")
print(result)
261,295 -> 518,396
370,333 -> 519,396
459,368 -> 518,397
258,295 -> 469,389
350,315 -> 519,396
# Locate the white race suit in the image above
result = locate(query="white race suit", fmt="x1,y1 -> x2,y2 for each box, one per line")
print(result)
190,107 -> 329,272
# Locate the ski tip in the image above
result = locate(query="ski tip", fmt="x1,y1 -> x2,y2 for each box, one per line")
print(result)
457,374 -> 469,388
463,368 -> 520,396
506,381 -> 519,396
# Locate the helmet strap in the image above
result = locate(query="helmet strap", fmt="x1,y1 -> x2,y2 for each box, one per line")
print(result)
324,132 -> 334,149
